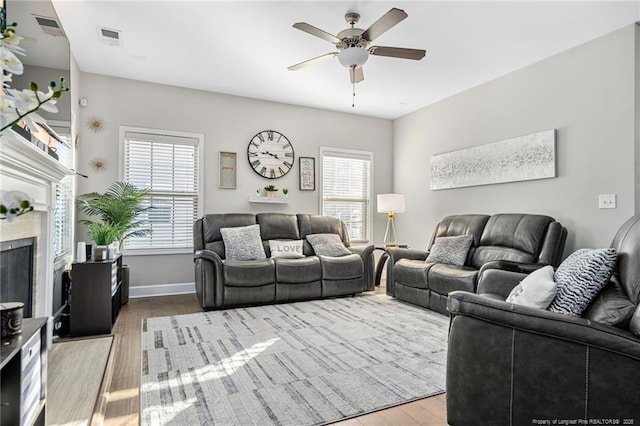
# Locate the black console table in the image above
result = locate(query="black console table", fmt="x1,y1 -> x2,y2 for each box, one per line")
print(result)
71,255 -> 123,336
0,317 -> 48,426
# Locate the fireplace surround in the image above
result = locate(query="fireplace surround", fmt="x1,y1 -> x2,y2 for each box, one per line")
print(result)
0,134 -> 74,342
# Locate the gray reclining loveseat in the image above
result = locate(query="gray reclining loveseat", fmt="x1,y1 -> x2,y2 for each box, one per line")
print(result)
386,213 -> 567,314
193,213 -> 374,309
446,214 -> 640,424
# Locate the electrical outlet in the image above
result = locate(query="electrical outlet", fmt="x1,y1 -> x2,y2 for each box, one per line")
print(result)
598,194 -> 616,209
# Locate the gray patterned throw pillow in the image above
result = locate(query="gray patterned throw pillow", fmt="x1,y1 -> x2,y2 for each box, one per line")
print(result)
220,224 -> 266,261
548,248 -> 617,316
306,234 -> 351,257
425,235 -> 474,266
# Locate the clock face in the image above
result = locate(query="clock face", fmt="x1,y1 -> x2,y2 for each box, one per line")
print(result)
247,130 -> 295,179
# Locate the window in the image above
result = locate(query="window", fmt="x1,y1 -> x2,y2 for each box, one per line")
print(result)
53,175 -> 73,259
320,147 -> 373,243
120,127 -> 203,254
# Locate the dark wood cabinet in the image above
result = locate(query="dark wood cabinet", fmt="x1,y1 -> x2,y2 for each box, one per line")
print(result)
0,317 -> 48,426
70,255 -> 122,336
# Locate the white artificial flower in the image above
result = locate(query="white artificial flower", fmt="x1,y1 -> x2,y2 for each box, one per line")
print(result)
0,32 -> 25,55
0,190 -> 34,222
6,88 -> 58,115
18,110 -> 47,133
0,46 -> 24,75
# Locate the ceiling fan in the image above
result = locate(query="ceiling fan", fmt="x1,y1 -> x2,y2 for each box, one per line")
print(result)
288,8 -> 426,86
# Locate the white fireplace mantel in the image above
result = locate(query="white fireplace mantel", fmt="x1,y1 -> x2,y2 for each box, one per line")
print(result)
0,132 -> 74,340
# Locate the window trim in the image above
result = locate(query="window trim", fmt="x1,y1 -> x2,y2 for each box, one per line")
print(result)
119,125 -> 204,256
319,146 -> 374,244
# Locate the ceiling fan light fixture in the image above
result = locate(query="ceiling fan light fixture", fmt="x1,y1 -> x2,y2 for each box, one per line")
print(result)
338,47 -> 368,68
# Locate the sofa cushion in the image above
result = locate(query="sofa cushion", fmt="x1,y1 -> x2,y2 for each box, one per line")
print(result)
583,277 -> 635,327
394,259 -> 431,290
506,265 -> 557,309
320,253 -> 363,280
275,256 -> 321,283
426,235 -> 473,266
428,264 -> 478,295
269,240 -> 304,259
223,259 -> 275,286
548,248 -> 617,316
257,213 -> 300,240
220,224 -> 266,261
306,234 -> 351,257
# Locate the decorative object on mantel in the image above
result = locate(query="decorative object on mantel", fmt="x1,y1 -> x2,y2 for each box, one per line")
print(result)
299,156 -> 315,190
264,184 -> 278,197
282,188 -> 289,198
0,14 -> 68,135
430,129 -> 556,190
86,117 -> 105,133
89,158 -> 107,173
0,190 -> 34,222
377,193 -> 406,247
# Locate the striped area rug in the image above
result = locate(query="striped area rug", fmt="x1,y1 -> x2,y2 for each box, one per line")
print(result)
141,294 -> 448,425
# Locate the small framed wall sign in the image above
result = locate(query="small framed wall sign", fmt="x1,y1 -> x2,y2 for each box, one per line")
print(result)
219,151 -> 237,189
299,157 -> 315,191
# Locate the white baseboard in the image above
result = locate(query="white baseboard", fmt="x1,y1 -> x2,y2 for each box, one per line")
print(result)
129,282 -> 195,298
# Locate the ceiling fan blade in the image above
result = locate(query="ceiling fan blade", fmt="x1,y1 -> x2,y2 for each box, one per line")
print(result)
369,46 -> 426,60
361,8 -> 408,42
293,22 -> 341,44
288,52 -> 338,71
349,67 -> 364,84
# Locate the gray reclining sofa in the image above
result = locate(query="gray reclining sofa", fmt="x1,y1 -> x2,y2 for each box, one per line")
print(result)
386,213 -> 567,314
193,213 -> 374,309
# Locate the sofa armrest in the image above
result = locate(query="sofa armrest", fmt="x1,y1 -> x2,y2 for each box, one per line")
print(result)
194,249 -> 224,308
351,244 -> 375,291
476,261 -> 549,298
446,291 -> 640,424
447,291 -> 640,358
384,247 -> 428,296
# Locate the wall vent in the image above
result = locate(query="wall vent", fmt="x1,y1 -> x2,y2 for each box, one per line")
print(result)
33,15 -> 65,37
98,27 -> 122,47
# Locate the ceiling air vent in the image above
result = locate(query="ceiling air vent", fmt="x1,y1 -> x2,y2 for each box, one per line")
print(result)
33,15 -> 65,37
98,27 -> 122,47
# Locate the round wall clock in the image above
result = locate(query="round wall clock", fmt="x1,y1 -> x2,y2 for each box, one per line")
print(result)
247,130 -> 295,179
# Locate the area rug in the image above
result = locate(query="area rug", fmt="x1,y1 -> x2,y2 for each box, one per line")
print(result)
141,295 -> 448,425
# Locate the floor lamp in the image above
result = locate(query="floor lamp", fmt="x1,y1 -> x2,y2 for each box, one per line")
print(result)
377,193 -> 406,247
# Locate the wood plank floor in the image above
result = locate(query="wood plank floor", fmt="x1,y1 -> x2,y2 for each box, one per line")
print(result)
103,282 -> 449,425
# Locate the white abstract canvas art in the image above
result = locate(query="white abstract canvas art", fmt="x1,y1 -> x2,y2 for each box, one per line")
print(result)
430,129 -> 556,190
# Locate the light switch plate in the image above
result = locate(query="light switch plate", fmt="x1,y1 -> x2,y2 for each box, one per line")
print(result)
598,194 -> 616,209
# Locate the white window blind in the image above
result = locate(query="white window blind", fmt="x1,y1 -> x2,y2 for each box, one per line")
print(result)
53,175 -> 72,259
122,129 -> 201,253
320,148 -> 372,243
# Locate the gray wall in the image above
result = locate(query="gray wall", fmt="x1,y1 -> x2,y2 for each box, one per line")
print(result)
76,73 -> 393,288
393,25 -> 638,254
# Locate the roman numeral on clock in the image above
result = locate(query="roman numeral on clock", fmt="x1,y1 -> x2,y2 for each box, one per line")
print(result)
251,160 -> 261,168
278,167 -> 285,176
260,166 -> 267,176
267,130 -> 274,141
284,161 -> 292,169
270,169 -> 276,178
283,142 -> 291,149
256,133 -> 265,143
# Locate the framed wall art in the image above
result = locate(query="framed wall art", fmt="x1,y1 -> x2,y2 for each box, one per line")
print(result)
430,129 -> 556,190
299,157 -> 315,191
219,151 -> 237,189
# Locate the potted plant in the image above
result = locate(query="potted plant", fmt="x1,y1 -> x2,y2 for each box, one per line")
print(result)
282,188 -> 289,198
77,182 -> 151,247
87,222 -> 124,260
264,185 -> 278,198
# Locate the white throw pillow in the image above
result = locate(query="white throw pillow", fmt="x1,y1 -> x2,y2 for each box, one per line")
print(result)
306,234 -> 351,257
506,265 -> 557,309
220,224 -> 266,261
269,240 -> 304,259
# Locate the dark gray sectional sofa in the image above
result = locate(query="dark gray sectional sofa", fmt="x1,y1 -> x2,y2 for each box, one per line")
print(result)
193,213 -> 375,309
386,213 -> 567,314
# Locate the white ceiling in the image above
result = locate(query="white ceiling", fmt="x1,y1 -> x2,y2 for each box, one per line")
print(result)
46,1 -> 640,119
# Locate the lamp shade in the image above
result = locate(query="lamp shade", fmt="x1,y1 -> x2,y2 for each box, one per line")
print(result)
377,193 -> 406,213
338,47 -> 369,68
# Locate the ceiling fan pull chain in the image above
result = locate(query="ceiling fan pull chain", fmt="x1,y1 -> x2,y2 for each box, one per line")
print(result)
352,80 -> 356,108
